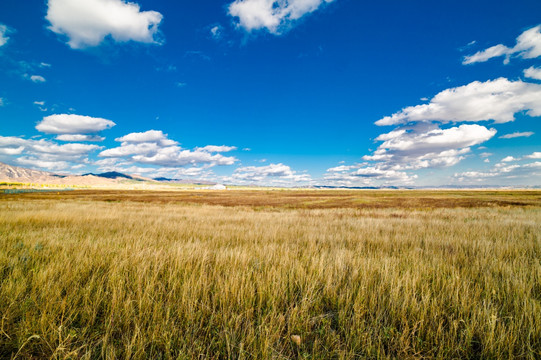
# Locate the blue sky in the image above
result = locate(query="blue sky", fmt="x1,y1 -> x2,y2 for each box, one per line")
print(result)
0,0 -> 540,187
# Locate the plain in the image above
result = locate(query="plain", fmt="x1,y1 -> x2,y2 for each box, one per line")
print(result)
0,190 -> 540,359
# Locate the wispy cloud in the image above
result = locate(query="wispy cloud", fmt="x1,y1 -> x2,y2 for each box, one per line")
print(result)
56,134 -> 105,142
499,131 -> 534,139
196,145 -> 237,153
0,23 -> 10,47
210,25 -> 222,40
454,161 -> 541,185
463,25 -> 541,64
228,0 -> 335,34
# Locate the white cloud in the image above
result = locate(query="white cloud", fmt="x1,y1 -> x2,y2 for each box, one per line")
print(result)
524,66 -> 541,80
115,130 -> 176,146
93,158 -> 214,180
100,130 -> 238,168
132,149 -> 237,167
46,0 -> 163,49
210,25 -> 222,39
525,152 -> 541,159
376,78 -> 541,126
501,156 -> 518,162
33,101 -> 47,111
30,75 -> 46,83
464,25 -> 541,64
377,125 -> 496,153
30,142 -> 100,156
0,24 -> 9,47
0,146 -> 24,155
196,145 -> 237,153
454,162 -> 541,185
327,165 -> 359,172
228,0 -> 334,34
36,114 -> 116,134
499,131 -> 534,139
367,124 -> 496,170
322,164 -> 417,187
15,157 -> 70,171
0,135 -> 100,170
0,98 -> 4,107
357,75 -> 541,185
56,134 -> 105,142
231,163 -> 311,185
463,44 -> 511,65
100,142 -> 162,157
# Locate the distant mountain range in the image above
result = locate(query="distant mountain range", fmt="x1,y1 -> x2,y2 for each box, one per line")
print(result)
1,162 -> 538,189
0,162 -> 216,187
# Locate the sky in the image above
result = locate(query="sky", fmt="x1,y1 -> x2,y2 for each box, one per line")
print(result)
0,0 -> 540,187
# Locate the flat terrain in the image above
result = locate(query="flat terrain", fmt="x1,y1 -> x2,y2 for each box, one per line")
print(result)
5,189 -> 541,208
1,190 -> 540,359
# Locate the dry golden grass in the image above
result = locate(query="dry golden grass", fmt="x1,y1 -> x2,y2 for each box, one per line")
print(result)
0,190 -> 540,359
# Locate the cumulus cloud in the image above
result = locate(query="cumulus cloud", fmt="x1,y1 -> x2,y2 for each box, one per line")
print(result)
326,165 -> 359,172
339,77 -> 531,184
228,0 -> 335,34
375,125 -> 496,154
15,157 -> 71,172
501,156 -> 518,162
525,152 -> 541,159
376,78 -> 541,126
499,131 -> 534,139
115,130 -> 176,146
464,25 -> 541,64
46,0 -> 163,49
364,124 -> 497,170
196,145 -> 237,153
56,134 -> 105,142
0,24 -> 9,47
454,161 -> 541,185
100,130 -> 238,168
36,114 -> 116,134
0,135 -> 100,170
0,146 -> 24,155
524,66 -> 541,80
100,142 -> 162,158
231,163 -> 311,185
132,149 -> 237,167
93,157 -> 214,179
322,164 -> 417,187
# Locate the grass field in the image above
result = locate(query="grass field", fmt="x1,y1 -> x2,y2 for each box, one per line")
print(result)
1,190 -> 540,359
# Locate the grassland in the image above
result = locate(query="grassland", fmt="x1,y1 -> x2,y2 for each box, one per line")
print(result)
0,190 -> 540,359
